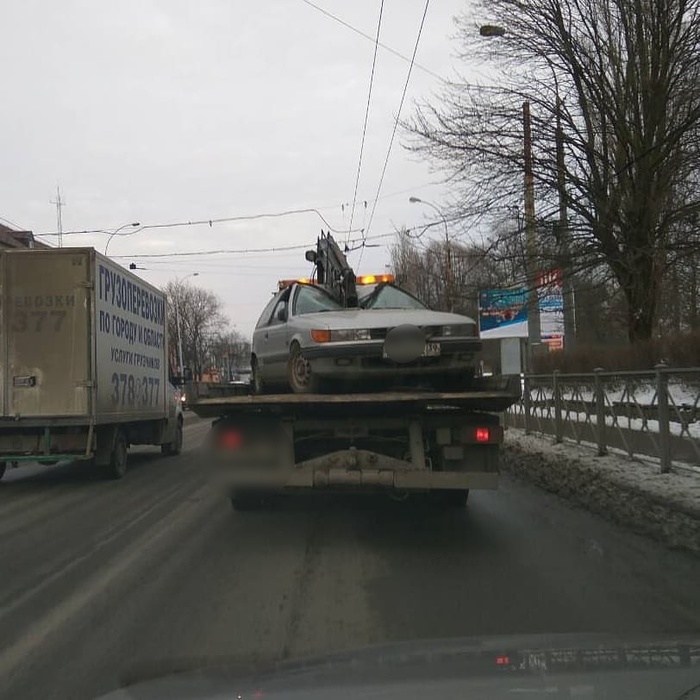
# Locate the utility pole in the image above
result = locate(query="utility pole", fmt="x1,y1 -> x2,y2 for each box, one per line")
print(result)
523,101 -> 541,354
555,96 -> 576,349
50,185 -> 65,248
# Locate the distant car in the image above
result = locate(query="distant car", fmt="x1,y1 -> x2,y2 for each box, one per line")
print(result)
251,281 -> 481,394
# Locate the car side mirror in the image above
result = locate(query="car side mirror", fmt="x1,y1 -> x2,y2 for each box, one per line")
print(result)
277,306 -> 288,322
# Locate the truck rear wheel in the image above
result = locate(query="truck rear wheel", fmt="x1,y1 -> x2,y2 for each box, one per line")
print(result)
105,431 -> 128,480
162,421 -> 183,456
433,489 -> 469,508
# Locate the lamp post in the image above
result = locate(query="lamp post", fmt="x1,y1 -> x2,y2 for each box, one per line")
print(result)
175,272 -> 199,381
480,23 -> 575,351
409,197 -> 454,312
104,222 -> 141,256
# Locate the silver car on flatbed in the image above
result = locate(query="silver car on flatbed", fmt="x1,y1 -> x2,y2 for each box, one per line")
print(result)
251,279 -> 481,394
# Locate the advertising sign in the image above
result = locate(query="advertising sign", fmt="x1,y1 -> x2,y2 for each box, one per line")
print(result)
94,257 -> 168,415
478,288 -> 528,339
538,269 -> 564,351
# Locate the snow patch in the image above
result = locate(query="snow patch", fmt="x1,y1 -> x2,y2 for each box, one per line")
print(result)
502,428 -> 700,554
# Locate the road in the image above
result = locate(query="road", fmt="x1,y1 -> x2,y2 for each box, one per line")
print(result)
2,414 -> 700,699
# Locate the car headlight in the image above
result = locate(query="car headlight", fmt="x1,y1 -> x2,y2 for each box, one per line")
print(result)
441,324 -> 476,337
328,329 -> 372,342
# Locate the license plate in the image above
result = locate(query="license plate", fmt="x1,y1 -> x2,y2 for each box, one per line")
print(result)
383,342 -> 441,359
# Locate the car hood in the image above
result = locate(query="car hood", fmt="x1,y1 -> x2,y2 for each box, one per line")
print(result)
97,634 -> 700,699
293,308 -> 476,330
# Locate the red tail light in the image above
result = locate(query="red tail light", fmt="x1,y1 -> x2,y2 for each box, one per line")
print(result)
475,427 -> 490,443
218,428 -> 242,450
495,655 -> 510,665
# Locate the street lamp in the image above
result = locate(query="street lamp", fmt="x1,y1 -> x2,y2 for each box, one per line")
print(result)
175,272 -> 199,382
409,197 -> 454,312
104,222 -> 141,256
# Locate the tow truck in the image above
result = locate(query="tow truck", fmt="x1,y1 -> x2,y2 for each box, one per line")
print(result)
189,232 -> 520,509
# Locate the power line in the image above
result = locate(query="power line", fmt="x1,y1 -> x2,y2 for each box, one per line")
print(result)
110,220 -> 456,261
36,207 -> 363,238
358,0 -> 431,270
348,0 -> 385,238
300,0 -> 444,83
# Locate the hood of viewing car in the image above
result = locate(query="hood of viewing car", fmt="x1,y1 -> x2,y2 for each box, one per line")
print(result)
97,633 -> 700,699
294,308 -> 476,330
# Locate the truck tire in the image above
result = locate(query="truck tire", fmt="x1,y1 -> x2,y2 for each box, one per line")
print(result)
230,490 -> 267,511
0,462 -> 6,481
288,343 -> 321,394
433,489 -> 469,508
162,420 -> 183,456
105,431 -> 128,480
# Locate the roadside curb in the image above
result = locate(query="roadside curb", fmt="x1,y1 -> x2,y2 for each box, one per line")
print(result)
502,429 -> 700,555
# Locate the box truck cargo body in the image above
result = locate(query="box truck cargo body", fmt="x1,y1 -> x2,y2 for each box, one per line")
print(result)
0,248 -> 183,479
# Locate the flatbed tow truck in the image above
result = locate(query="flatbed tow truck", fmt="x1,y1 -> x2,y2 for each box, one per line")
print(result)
190,233 -> 520,509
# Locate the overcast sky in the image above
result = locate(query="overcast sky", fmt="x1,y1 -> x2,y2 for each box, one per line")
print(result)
1,0 -> 477,336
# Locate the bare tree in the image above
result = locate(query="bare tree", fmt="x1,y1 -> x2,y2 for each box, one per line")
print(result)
165,280 -> 229,380
407,0 -> 700,341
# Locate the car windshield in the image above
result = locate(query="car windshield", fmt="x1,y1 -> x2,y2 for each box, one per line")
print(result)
359,284 -> 427,310
294,284 -> 343,315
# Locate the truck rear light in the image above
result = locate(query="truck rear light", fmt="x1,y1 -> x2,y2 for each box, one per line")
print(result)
475,427 -> 490,443
218,428 -> 243,450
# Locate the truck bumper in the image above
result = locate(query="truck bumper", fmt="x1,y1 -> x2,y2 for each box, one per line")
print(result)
218,466 -> 498,492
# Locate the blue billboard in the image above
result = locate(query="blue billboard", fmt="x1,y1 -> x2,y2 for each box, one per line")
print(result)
478,288 -> 528,338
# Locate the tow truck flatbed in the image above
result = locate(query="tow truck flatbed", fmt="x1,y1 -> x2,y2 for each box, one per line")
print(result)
188,377 -> 521,418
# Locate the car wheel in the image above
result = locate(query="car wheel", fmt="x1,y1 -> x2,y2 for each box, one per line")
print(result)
288,343 -> 321,394
433,489 -> 469,508
162,420 -> 183,456
251,356 -> 266,394
0,462 -> 6,481
105,430 -> 128,480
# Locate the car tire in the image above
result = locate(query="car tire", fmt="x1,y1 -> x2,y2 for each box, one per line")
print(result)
0,462 -> 6,481
162,420 -> 183,456
104,430 -> 128,480
287,343 -> 322,394
433,489 -> 469,508
251,357 -> 266,395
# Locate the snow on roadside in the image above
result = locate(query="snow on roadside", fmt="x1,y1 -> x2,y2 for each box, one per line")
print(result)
502,428 -> 700,553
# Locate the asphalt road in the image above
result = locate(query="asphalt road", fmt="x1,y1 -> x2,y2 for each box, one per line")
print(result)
2,414 -> 700,699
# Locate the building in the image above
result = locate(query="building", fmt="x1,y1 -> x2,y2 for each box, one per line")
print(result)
0,223 -> 51,250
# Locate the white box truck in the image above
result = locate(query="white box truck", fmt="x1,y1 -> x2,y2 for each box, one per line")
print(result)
0,247 -> 183,480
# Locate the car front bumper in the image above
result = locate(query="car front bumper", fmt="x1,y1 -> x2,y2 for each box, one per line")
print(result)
301,338 -> 481,378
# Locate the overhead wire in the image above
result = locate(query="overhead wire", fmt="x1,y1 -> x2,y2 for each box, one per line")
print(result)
299,0 -> 444,83
358,0 -> 431,270
347,0 -> 385,239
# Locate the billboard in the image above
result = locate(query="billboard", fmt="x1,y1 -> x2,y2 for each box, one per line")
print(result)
538,269 -> 564,350
478,288 -> 528,338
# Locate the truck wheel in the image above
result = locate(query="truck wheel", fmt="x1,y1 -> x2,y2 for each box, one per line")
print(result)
105,431 -> 128,480
251,357 -> 265,395
162,421 -> 183,456
230,490 -> 266,511
433,489 -> 469,508
0,462 -> 6,481
288,343 -> 321,394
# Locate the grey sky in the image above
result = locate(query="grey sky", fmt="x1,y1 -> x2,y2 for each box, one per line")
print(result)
1,0 -> 472,335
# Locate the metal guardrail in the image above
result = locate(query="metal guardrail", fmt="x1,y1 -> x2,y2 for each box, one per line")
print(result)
504,366 -> 700,473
